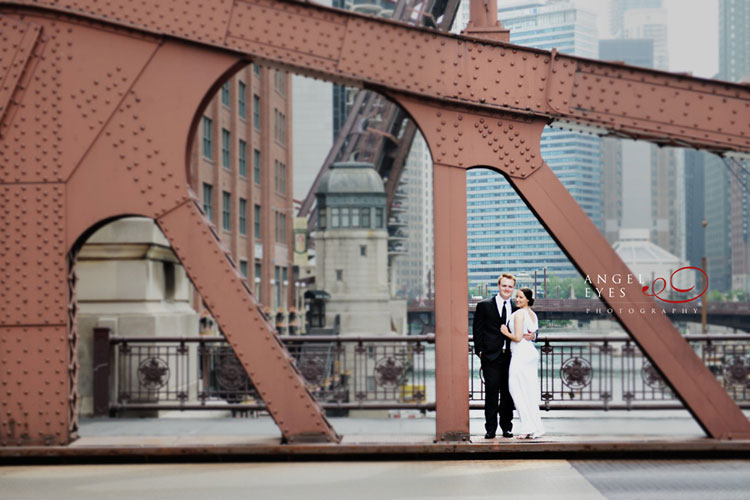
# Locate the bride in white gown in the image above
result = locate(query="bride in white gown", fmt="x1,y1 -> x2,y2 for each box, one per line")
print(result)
500,287 -> 545,439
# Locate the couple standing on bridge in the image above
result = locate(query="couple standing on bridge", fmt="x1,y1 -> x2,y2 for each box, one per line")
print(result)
473,273 -> 545,440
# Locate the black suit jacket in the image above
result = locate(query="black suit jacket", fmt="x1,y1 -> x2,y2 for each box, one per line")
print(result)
473,296 -> 518,362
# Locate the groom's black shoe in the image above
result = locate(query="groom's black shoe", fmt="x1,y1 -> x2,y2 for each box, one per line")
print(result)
502,431 -> 513,438
484,432 -> 496,439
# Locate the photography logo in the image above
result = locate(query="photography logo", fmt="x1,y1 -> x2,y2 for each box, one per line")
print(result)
641,266 -> 708,304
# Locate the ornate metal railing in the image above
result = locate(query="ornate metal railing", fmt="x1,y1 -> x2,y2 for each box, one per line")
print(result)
96,330 -> 433,414
469,335 -> 750,410
95,330 -> 750,414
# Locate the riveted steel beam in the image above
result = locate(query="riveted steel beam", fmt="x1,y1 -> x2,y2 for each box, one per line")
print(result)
2,0 -> 750,445
0,18 -> 41,126
5,0 -> 748,154
157,199 -> 340,443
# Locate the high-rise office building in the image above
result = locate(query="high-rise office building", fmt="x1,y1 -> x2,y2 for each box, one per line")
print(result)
705,152 -> 732,292
730,158 -> 750,293
683,150 -> 705,270
393,133 -> 434,301
601,0 -> 685,260
191,64 -> 295,316
650,146 -> 683,258
703,0 -> 750,293
719,0 -> 750,83
599,39 -> 653,244
463,1 -> 601,291
719,0 -> 750,294
621,6 -> 668,70
609,0 -> 663,38
599,38 -> 654,67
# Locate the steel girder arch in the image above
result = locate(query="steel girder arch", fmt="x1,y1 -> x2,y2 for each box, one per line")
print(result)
0,7 -> 339,446
0,0 -> 749,444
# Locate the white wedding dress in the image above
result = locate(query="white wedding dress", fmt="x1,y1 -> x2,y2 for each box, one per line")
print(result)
508,308 -> 545,438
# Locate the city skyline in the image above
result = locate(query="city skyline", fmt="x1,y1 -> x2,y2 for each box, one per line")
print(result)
288,0 -> 737,297
465,0 -> 602,291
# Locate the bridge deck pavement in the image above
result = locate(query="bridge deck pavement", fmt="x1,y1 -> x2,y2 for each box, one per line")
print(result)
2,410 -> 750,461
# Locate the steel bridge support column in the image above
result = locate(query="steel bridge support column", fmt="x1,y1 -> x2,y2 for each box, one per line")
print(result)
433,163 -> 470,441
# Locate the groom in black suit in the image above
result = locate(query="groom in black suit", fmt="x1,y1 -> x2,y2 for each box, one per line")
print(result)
473,273 -> 532,438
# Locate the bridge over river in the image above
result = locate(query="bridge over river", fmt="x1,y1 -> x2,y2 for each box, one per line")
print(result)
407,300 -> 750,335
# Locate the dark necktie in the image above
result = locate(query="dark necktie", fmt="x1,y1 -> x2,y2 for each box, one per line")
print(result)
501,300 -> 510,353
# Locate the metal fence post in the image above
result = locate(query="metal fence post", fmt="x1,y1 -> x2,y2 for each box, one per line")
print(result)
93,327 -> 111,417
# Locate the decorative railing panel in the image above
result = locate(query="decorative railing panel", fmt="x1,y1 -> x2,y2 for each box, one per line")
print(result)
101,334 -> 433,414
117,343 -> 191,404
469,335 -> 750,410
98,332 -> 750,414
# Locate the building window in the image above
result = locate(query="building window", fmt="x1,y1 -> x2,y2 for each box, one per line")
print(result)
341,207 -> 350,228
274,160 -> 287,195
255,261 -> 262,297
318,208 -> 327,230
202,117 -> 212,159
352,207 -> 360,227
336,269 -> 343,281
274,70 -> 286,97
275,266 -> 281,308
275,211 -> 286,244
281,267 -> 288,308
239,198 -> 247,236
253,149 -> 261,184
221,129 -> 231,169
279,112 -> 286,146
273,109 -> 287,146
254,204 -> 261,239
309,299 -> 325,328
238,81 -> 246,119
238,139 -> 247,177
375,207 -> 383,228
274,108 -> 279,142
222,191 -> 231,231
274,160 -> 279,193
221,81 -> 230,107
253,63 -> 260,76
331,207 -> 340,228
361,207 -> 370,228
239,259 -> 248,278
253,94 -> 260,129
360,245 -> 367,256
202,183 -> 213,220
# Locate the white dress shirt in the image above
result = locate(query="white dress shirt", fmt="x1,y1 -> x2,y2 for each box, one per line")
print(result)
495,295 -> 511,325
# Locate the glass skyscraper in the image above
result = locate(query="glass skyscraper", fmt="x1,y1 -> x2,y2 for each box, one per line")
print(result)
466,1 -> 601,293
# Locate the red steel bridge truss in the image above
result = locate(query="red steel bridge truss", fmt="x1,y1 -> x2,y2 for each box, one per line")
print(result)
1,0 -> 749,446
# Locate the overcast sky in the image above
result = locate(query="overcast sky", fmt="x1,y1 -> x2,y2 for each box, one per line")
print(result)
574,0 -> 719,78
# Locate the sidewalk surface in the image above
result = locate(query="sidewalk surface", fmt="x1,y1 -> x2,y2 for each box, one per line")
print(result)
4,409 -> 749,460
3,411 -> 750,499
